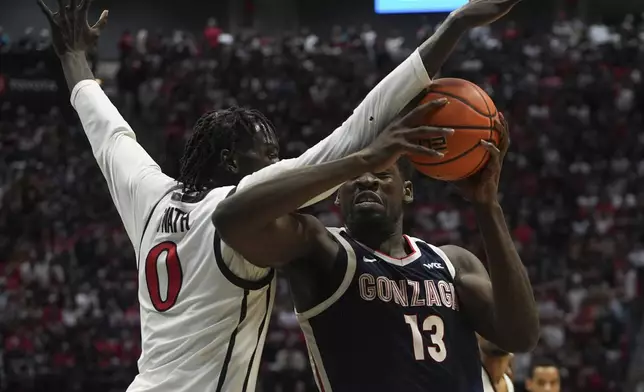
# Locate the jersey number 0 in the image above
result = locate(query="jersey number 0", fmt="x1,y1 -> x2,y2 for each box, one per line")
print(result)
145,241 -> 183,312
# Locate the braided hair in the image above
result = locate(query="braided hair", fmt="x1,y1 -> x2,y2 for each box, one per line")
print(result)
177,106 -> 275,192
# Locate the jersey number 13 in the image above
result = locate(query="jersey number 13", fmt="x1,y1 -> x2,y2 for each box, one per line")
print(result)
403,314 -> 447,362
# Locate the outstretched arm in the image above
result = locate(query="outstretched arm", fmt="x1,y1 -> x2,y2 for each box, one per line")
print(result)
39,0 -> 174,251
441,116 -> 538,352
214,101 -> 451,267
234,0 -> 523,205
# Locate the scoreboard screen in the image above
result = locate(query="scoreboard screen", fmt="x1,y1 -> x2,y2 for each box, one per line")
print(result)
375,0 -> 467,14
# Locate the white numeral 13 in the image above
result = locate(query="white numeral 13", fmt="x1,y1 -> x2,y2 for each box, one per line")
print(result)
403,314 -> 447,362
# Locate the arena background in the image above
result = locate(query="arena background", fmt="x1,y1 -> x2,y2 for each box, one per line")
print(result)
1,0 -> 644,390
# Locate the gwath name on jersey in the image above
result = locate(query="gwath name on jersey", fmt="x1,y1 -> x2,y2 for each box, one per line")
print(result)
156,206 -> 191,234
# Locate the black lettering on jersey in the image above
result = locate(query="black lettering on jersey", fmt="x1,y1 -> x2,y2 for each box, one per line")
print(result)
358,273 -> 458,310
157,207 -> 191,234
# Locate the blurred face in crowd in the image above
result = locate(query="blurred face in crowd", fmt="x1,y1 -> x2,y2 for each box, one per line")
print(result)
525,366 -> 561,392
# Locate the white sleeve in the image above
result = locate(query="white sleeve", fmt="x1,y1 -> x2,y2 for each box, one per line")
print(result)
236,48 -> 431,206
71,80 -> 175,247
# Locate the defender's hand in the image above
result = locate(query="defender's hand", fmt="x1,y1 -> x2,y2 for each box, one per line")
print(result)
453,113 -> 510,205
37,0 -> 108,56
359,98 -> 454,173
451,0 -> 523,28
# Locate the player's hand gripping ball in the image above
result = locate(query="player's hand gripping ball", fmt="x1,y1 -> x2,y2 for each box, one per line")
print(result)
409,78 -> 501,181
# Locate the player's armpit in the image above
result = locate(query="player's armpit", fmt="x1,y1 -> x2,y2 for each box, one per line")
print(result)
441,245 -> 537,353
441,245 -> 497,341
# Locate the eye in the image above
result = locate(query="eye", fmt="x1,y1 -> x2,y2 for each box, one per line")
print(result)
375,172 -> 392,179
266,147 -> 279,160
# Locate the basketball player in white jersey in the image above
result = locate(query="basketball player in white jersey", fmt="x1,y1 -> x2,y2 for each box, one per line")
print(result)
38,0 -> 525,390
479,335 -> 515,392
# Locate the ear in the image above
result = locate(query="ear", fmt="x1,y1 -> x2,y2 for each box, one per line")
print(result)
220,149 -> 238,174
525,379 -> 532,391
403,180 -> 414,204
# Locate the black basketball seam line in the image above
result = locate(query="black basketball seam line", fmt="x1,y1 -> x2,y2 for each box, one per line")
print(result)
472,84 -> 498,118
412,142 -> 482,167
428,89 -> 495,118
428,125 -> 495,130
462,150 -> 489,179
473,83 -> 498,149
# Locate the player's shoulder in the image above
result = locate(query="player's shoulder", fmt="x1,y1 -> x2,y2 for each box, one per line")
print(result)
406,235 -> 462,278
436,244 -> 486,280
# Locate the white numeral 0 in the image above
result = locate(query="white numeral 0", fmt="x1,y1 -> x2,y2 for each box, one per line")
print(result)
403,314 -> 447,362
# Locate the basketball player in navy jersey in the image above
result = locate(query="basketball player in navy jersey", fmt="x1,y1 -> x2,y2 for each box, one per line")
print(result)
214,112 -> 539,391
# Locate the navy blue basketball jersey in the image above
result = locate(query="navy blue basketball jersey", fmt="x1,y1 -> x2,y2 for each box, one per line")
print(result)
297,228 -> 483,392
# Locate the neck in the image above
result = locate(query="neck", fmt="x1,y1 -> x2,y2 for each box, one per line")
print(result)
482,355 -> 511,385
349,217 -> 408,257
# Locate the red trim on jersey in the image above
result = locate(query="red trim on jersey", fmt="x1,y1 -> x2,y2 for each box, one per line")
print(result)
374,235 -> 418,260
311,356 -> 326,392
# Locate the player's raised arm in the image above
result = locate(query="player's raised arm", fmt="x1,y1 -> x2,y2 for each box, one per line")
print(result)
440,115 -> 539,353
38,0 -> 175,248
213,101 -> 453,267
234,0 -> 523,205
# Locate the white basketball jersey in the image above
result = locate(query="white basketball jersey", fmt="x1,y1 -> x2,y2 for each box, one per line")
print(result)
127,186 -> 276,392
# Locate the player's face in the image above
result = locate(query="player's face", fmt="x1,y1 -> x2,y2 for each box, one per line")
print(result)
526,367 -> 561,392
234,130 -> 280,176
338,163 -> 412,236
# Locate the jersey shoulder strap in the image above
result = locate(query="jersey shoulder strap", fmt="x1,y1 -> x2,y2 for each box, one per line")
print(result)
407,236 -> 456,280
295,227 -> 357,321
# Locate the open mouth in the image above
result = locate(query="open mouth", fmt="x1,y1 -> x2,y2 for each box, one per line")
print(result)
353,190 -> 384,208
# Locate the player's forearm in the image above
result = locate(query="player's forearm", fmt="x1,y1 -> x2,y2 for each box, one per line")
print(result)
59,51 -> 95,92
214,154 -> 371,235
474,202 -> 539,352
418,13 -> 470,78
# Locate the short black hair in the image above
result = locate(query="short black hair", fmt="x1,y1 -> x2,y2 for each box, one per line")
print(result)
177,107 -> 275,192
397,156 -> 414,181
528,357 -> 559,378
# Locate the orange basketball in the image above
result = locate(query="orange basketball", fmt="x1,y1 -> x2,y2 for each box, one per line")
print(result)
410,78 -> 500,181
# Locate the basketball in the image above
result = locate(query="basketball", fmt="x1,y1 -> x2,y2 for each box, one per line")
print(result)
410,78 -> 500,181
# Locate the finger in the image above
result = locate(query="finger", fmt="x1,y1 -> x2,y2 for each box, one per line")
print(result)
480,140 -> 501,157
81,0 -> 93,14
403,143 -> 445,158
70,0 -> 77,11
56,0 -> 65,12
493,117 -> 510,152
404,126 -> 454,139
92,10 -> 109,30
398,87 -> 430,119
401,97 -> 449,125
37,0 -> 56,23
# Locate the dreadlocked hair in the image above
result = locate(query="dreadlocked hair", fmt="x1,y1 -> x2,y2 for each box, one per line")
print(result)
177,106 -> 275,192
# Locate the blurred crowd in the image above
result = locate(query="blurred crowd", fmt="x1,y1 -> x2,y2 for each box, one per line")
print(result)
1,11 -> 644,392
